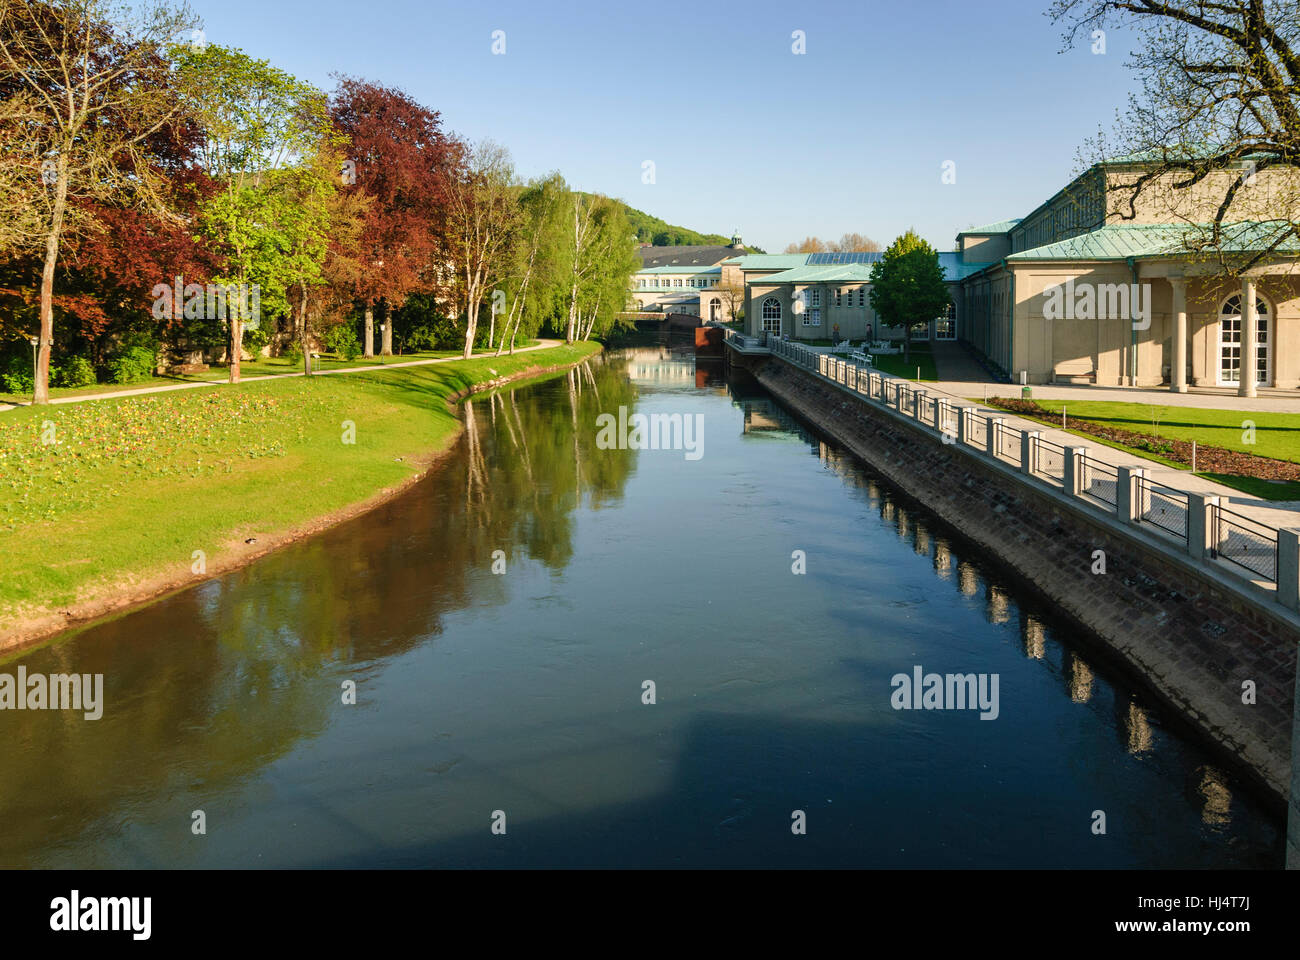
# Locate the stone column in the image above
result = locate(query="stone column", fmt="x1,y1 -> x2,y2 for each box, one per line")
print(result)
1021,431 -> 1039,475
986,417 -> 1003,458
1063,446 -> 1083,496
1185,492 -> 1219,560
1240,277 -> 1258,398
1170,275 -> 1188,393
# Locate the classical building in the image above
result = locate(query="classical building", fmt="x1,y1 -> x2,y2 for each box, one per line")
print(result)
733,251 -> 981,343
958,160 -> 1300,394
630,237 -> 746,320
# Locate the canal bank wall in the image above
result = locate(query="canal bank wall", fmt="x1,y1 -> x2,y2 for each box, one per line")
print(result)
753,355 -> 1298,808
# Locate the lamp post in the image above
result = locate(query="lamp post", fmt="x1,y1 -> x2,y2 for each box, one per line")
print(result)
29,336 -> 39,402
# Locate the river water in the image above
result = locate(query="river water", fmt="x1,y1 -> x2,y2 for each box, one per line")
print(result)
0,343 -> 1282,867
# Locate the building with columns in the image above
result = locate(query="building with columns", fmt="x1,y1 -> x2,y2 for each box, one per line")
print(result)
957,160 -> 1300,395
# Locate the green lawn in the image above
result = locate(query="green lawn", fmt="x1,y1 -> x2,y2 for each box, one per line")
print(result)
994,398 -> 1300,464
0,341 -> 543,404
0,341 -> 597,634
868,345 -> 938,382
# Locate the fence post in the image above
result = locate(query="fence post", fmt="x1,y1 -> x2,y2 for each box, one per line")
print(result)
956,406 -> 968,444
932,398 -> 945,431
1062,446 -> 1083,496
912,390 -> 926,421
1278,529 -> 1300,610
1021,431 -> 1039,476
1185,492 -> 1218,560
986,417 -> 1003,458
1116,466 -> 1144,522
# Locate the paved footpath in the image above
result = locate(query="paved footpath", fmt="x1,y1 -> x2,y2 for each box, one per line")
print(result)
0,340 -> 565,413
906,376 -> 1300,530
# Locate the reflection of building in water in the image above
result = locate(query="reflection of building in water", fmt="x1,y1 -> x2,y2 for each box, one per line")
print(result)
986,584 -> 1011,626
1066,651 -> 1093,703
957,561 -> 979,597
934,540 -> 953,580
881,501 -> 895,523
623,347 -> 697,386
1124,700 -> 1153,754
914,523 -> 931,557
1020,612 -> 1045,655
1197,767 -> 1232,827
738,398 -> 804,435
895,507 -> 910,542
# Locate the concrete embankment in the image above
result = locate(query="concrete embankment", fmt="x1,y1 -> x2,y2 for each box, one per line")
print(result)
754,356 -> 1297,808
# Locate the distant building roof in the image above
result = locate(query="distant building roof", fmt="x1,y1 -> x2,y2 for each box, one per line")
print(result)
1005,222 -> 1300,261
960,219 -> 1022,235
636,244 -> 743,267
636,264 -> 722,274
727,253 -> 813,271
751,263 -> 877,284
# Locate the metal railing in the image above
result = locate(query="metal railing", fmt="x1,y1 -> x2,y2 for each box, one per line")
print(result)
994,421 -> 1021,466
1136,475 -> 1189,542
1032,437 -> 1067,485
768,336 -> 1295,602
1212,504 -> 1278,582
1079,454 -> 1118,506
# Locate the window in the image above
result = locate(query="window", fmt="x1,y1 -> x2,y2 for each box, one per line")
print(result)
761,296 -> 781,333
811,289 -> 821,307
674,279 -> 683,287
856,287 -> 865,307
803,307 -> 821,327
1218,294 -> 1271,386
835,288 -> 842,307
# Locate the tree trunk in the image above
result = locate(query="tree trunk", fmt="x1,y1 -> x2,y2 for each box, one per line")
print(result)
463,284 -> 480,360
33,157 -> 70,404
380,300 -> 393,356
566,280 -> 579,343
228,314 -> 243,383
363,302 -> 374,358
299,282 -> 312,376
903,328 -> 911,366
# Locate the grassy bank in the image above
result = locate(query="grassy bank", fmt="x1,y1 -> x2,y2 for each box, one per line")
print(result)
0,342 -> 600,641
0,341 -> 543,404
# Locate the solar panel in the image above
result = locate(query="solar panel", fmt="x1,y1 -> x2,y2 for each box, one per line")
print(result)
806,251 -> 882,265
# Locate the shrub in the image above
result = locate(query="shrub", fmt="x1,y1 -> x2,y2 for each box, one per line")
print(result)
106,346 -> 156,385
283,343 -> 303,366
1,357 -> 33,394
54,356 -> 97,388
325,323 -> 361,361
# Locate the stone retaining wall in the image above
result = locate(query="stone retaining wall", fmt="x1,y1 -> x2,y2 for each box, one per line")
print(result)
755,356 -> 1297,808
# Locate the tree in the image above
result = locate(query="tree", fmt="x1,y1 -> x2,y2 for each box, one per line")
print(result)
783,236 -> 829,253
447,139 -> 517,359
1052,0 -> 1300,269
177,43 -> 335,382
868,230 -> 951,364
562,192 -> 626,343
830,232 -> 881,253
329,76 -> 458,358
0,0 -> 198,402
715,280 -> 746,325
496,172 -> 566,356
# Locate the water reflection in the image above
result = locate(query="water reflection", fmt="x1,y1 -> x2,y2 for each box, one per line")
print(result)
0,346 -> 1281,868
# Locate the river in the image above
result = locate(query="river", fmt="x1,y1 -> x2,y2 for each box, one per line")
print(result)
0,343 -> 1281,867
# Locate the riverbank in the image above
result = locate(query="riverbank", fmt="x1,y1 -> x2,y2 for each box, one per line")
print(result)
754,355 -> 1296,808
0,342 -> 602,654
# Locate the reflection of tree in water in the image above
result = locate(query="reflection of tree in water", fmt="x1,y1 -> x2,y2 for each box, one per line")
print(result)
0,355 -> 638,867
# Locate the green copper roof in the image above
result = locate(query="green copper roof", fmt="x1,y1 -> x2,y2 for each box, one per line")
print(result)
961,219 -> 1022,235
750,263 -> 876,284
1006,222 -> 1300,262
636,264 -> 722,274
726,254 -> 812,270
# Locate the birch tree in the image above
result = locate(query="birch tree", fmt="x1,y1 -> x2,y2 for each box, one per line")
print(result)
447,139 -> 517,359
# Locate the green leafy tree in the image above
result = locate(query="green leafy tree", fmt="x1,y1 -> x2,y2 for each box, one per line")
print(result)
868,230 -> 950,364
177,44 -> 336,382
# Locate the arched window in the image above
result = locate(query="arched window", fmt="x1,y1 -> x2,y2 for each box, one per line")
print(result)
709,297 -> 722,322
761,297 -> 781,333
1218,294 -> 1271,386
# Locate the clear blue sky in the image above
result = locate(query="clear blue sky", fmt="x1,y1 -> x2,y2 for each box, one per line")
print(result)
189,0 -> 1142,252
